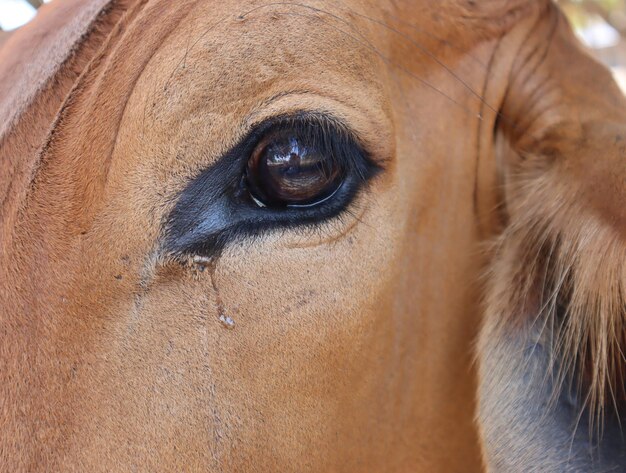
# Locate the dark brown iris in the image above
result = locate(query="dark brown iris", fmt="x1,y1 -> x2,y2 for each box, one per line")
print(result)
246,129 -> 343,207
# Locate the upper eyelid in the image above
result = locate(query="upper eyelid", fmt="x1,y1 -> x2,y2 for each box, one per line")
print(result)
245,90 -> 357,124
246,114 -> 384,183
243,94 -> 385,161
244,112 -> 377,161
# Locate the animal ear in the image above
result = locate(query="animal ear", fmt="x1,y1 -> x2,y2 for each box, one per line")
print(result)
483,0 -> 626,438
477,6 -> 626,469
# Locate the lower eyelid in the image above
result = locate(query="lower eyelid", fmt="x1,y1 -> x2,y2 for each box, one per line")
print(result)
283,202 -> 369,249
286,183 -> 343,209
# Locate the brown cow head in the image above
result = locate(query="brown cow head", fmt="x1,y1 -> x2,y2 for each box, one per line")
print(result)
0,0 -> 624,471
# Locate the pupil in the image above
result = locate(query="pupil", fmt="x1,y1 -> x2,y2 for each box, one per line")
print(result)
282,153 -> 300,176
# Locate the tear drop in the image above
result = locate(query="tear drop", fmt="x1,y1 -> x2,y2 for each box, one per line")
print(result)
192,255 -> 213,272
219,314 -> 235,329
195,256 -> 235,331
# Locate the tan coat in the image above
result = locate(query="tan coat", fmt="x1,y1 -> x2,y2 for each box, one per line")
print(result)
0,1 -> 624,471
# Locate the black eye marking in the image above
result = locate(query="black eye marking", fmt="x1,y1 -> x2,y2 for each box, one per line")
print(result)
164,113 -> 381,258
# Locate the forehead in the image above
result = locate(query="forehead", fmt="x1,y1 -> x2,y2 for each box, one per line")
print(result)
129,0 -> 534,134
132,0 -> 394,159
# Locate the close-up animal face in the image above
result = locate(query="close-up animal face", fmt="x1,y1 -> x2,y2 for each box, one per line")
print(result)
0,0 -> 624,472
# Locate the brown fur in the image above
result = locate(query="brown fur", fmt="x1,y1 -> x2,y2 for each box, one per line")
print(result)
478,4 -> 626,471
0,0 -> 623,471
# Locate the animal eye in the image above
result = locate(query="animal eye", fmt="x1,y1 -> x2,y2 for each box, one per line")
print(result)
164,114 -> 382,258
245,129 -> 344,208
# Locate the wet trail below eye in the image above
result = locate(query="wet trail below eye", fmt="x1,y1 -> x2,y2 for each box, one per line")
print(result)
193,255 -> 235,330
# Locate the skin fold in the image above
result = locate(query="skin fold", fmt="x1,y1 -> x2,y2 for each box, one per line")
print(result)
0,0 -> 623,471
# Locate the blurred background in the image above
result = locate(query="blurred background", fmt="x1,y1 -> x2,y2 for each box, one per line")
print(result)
559,0 -> 626,89
0,0 -> 48,31
0,0 -> 625,91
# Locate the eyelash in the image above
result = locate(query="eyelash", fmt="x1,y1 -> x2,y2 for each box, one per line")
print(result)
164,113 -> 382,258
